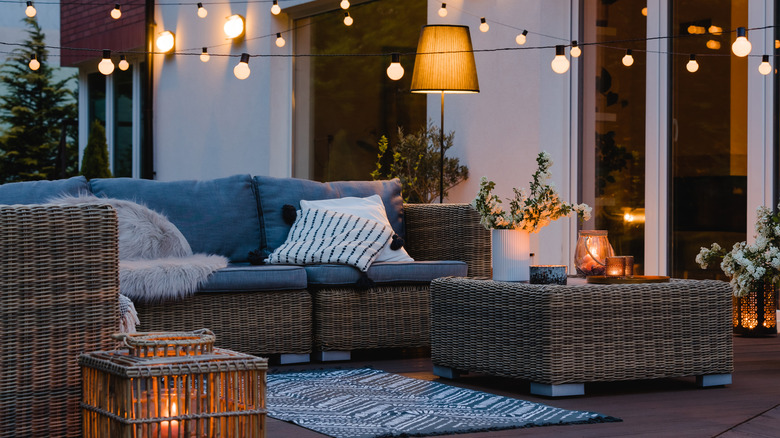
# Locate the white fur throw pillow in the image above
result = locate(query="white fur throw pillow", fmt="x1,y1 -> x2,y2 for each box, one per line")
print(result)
50,194 -> 192,260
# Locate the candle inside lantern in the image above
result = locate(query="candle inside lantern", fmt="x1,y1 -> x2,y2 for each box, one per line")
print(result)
606,256 -> 625,277
160,399 -> 179,438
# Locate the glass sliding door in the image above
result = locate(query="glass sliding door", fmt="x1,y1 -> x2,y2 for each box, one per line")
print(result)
113,66 -> 133,177
670,0 -> 748,279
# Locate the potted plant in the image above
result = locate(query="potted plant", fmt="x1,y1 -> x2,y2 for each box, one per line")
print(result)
472,151 -> 591,281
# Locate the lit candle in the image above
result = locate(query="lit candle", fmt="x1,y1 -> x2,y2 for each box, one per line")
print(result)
606,256 -> 625,277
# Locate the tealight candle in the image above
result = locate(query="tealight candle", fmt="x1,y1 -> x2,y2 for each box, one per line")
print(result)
622,255 -> 634,276
605,256 -> 626,277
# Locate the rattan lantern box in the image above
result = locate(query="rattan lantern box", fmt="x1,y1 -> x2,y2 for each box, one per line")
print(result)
79,329 -> 267,438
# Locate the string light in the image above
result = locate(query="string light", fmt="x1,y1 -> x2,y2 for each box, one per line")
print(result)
708,25 -> 723,35
570,40 -> 581,58
551,45 -> 569,74
110,4 -> 121,19
118,54 -> 129,70
479,17 -> 489,33
343,11 -> 353,26
386,53 -> 403,80
270,0 -> 281,15
156,30 -> 175,53
25,1 -> 36,17
340,0 -> 350,9
200,47 -> 210,62
98,50 -> 114,75
234,53 -> 250,80
622,49 -> 634,67
197,2 -> 207,18
515,30 -> 528,45
438,3 -> 447,18
641,7 -> 647,16
224,14 -> 245,39
28,53 -> 40,71
275,32 -> 286,48
732,27 -> 752,57
686,54 -> 699,73
758,55 -> 772,75
706,40 -> 721,50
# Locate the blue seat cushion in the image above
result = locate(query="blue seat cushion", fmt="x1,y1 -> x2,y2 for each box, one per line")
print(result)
0,176 -> 89,204
305,261 -> 467,286
198,263 -> 307,293
90,175 -> 261,263
253,176 -> 405,253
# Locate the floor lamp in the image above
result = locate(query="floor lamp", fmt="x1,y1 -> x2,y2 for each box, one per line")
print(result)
410,25 -> 479,203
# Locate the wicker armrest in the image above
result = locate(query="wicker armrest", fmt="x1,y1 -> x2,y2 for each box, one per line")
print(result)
0,203 -> 120,438
403,203 -> 491,277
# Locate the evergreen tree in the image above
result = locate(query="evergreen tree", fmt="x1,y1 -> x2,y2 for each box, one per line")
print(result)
80,120 -> 112,180
0,17 -> 78,183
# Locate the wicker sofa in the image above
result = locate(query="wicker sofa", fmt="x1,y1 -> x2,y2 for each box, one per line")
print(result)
0,175 -> 491,365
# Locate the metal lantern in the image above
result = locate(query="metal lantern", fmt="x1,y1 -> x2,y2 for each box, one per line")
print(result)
733,282 -> 777,336
80,329 -> 267,438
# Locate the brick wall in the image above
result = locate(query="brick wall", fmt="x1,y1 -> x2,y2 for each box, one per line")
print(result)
60,0 -> 145,67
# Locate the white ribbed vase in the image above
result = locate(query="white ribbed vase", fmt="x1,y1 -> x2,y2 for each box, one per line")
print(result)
491,229 -> 530,282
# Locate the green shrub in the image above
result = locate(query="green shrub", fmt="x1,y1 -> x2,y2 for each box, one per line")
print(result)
80,120 -> 112,179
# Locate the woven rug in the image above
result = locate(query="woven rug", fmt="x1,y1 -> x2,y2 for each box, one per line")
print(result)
266,368 -> 620,438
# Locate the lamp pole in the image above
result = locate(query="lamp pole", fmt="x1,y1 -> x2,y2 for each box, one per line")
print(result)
440,91 -> 445,204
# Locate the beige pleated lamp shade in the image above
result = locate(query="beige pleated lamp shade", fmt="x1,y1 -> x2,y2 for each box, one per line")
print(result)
411,25 -> 479,94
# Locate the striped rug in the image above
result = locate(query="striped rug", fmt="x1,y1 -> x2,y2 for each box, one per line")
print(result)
266,368 -> 620,438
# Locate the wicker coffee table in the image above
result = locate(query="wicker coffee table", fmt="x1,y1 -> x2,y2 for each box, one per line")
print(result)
430,277 -> 734,396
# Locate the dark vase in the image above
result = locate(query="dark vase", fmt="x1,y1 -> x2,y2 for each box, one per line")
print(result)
733,281 -> 778,336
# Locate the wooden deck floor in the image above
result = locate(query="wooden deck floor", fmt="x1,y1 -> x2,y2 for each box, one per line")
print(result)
267,336 -> 780,438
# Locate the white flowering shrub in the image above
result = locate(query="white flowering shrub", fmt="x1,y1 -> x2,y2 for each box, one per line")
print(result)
472,151 -> 592,233
696,205 -> 780,297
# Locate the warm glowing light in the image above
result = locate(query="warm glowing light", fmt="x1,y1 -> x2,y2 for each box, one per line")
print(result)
759,55 -> 772,75
686,54 -> 699,73
98,50 -> 114,75
479,17 -> 489,33
551,45 -> 569,74
25,1 -> 36,17
340,0 -> 350,9
156,31 -> 175,53
570,41 -> 581,58
687,25 -> 706,35
28,54 -> 39,71
706,40 -> 721,50
708,25 -> 723,35
776,40 -> 780,50
731,27 -> 752,57
110,4 -> 121,19
515,30 -> 528,45
622,49 -> 634,66
275,33 -> 286,48
224,14 -> 245,39
200,47 -> 210,62
641,7 -> 647,16
438,3 -> 447,17
343,12 -> 353,26
623,213 -> 635,223
271,0 -> 281,15
234,53 -> 250,80
197,2 -> 207,18
118,55 -> 129,71
386,53 -> 404,80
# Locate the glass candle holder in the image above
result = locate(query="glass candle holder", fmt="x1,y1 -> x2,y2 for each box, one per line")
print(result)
605,256 -> 625,277
574,230 -> 615,276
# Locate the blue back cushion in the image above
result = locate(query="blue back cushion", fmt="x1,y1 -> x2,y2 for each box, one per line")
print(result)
253,176 -> 405,253
90,175 -> 261,262
0,176 -> 89,204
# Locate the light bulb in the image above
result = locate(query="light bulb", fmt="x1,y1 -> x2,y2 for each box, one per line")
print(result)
28,54 -> 40,71
234,53 -> 250,80
515,30 -> 528,45
622,49 -> 634,66
706,40 -> 721,50
197,2 -> 207,18
118,55 -> 129,71
200,47 -> 210,62
340,0 -> 350,9
156,30 -> 175,53
438,3 -> 447,18
570,41 -> 581,58
275,33 -> 286,48
708,25 -> 723,35
224,14 -> 245,39
271,0 -> 281,15
731,27 -> 751,57
343,12 -> 353,26
759,55 -> 772,75
551,45 -> 569,74
641,7 -> 647,17
110,4 -> 121,19
25,1 -> 36,17
386,53 -> 404,80
686,54 -> 699,73
98,50 -> 114,75
479,17 -> 489,33
776,40 -> 780,50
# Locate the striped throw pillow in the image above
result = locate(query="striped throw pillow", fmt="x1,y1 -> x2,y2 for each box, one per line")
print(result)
265,208 -> 393,272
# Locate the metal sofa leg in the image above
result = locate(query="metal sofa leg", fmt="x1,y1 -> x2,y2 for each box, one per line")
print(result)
433,365 -> 461,379
279,353 -> 311,364
315,351 -> 351,362
530,382 -> 585,397
697,374 -> 732,387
